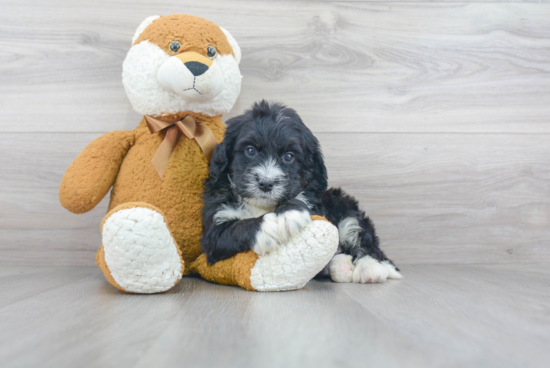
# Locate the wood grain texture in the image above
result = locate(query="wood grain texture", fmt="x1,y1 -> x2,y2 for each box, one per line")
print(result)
1,132 -> 549,266
0,133 -> 106,266
0,267 -> 96,308
1,0 -> 550,266
338,263 -> 550,368
1,1 -> 550,133
320,133 -> 550,265
0,264 -> 549,368
0,268 -> 192,368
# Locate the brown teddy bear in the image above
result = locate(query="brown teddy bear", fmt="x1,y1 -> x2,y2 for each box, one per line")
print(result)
59,14 -> 338,293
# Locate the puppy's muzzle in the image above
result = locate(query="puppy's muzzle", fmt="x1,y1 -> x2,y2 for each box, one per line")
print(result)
175,51 -> 213,77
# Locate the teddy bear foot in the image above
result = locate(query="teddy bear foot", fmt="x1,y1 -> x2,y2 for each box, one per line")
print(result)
97,203 -> 185,293
249,218 -> 339,292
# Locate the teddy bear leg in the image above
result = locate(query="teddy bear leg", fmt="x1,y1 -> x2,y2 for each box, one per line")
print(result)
189,251 -> 260,291
96,202 -> 185,293
190,217 -> 339,292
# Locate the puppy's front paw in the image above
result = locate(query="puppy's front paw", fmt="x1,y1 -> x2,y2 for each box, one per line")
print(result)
252,210 -> 312,256
352,256 -> 402,283
252,213 -> 281,256
277,209 -> 311,242
329,254 -> 354,283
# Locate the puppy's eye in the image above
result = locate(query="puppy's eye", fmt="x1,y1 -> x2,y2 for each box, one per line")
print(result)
207,46 -> 217,59
245,146 -> 257,157
169,41 -> 181,53
282,152 -> 295,163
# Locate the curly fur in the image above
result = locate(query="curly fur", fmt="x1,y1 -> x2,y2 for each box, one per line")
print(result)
201,101 -> 401,283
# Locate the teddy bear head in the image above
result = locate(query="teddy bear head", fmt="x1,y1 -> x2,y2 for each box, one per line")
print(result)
122,14 -> 242,117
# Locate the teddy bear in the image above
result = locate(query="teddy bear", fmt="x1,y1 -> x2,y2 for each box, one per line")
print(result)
59,14 -> 338,293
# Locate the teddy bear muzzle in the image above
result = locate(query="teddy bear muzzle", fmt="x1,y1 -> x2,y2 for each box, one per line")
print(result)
157,51 -> 223,101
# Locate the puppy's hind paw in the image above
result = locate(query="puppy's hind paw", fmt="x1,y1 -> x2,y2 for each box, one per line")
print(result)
382,260 -> 403,279
329,254 -> 354,283
352,256 -> 402,283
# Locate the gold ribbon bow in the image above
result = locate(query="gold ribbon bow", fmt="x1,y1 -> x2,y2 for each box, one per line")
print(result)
145,114 -> 218,178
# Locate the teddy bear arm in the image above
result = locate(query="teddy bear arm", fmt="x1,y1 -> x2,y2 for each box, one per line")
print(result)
188,216 -> 338,291
59,130 -> 136,214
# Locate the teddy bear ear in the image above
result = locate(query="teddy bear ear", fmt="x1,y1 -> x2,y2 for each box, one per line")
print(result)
131,15 -> 161,45
219,26 -> 241,64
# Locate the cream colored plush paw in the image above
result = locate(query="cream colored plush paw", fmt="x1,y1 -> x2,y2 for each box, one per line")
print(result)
249,219 -> 339,292
102,206 -> 183,293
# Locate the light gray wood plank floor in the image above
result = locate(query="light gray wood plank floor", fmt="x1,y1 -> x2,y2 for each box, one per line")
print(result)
0,264 -> 548,368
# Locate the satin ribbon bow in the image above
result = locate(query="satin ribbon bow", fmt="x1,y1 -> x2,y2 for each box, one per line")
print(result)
144,114 -> 218,178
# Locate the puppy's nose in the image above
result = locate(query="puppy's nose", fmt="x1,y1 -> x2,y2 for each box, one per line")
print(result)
258,178 -> 275,193
184,61 -> 209,77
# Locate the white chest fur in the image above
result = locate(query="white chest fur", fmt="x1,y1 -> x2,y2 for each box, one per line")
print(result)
213,201 -> 276,225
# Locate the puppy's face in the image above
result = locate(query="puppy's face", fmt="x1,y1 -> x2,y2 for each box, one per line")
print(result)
212,101 -> 327,209
230,124 -> 305,208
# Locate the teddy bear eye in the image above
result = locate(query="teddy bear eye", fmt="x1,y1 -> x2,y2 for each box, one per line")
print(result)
206,46 -> 217,59
169,41 -> 181,53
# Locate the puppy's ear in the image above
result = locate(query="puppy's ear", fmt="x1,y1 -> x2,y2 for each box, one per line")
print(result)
209,139 -> 231,182
304,137 -> 328,195
209,116 -> 242,182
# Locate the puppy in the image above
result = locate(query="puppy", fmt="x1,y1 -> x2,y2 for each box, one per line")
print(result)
201,101 -> 402,283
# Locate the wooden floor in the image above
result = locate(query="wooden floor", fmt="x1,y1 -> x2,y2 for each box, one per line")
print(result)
0,264 -> 548,368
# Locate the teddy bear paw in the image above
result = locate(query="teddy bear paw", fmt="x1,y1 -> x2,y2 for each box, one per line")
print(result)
249,219 -> 339,292
101,206 -> 184,293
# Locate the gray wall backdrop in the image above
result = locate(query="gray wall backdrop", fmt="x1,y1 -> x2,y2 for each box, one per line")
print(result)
1,0 -> 549,266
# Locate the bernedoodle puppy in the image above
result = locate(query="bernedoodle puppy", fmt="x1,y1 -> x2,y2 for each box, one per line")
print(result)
201,101 -> 402,283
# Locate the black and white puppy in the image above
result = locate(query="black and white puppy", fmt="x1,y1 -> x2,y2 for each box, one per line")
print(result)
201,101 -> 402,283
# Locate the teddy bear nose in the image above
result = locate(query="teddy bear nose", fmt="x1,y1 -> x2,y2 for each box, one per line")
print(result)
184,61 -> 209,77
